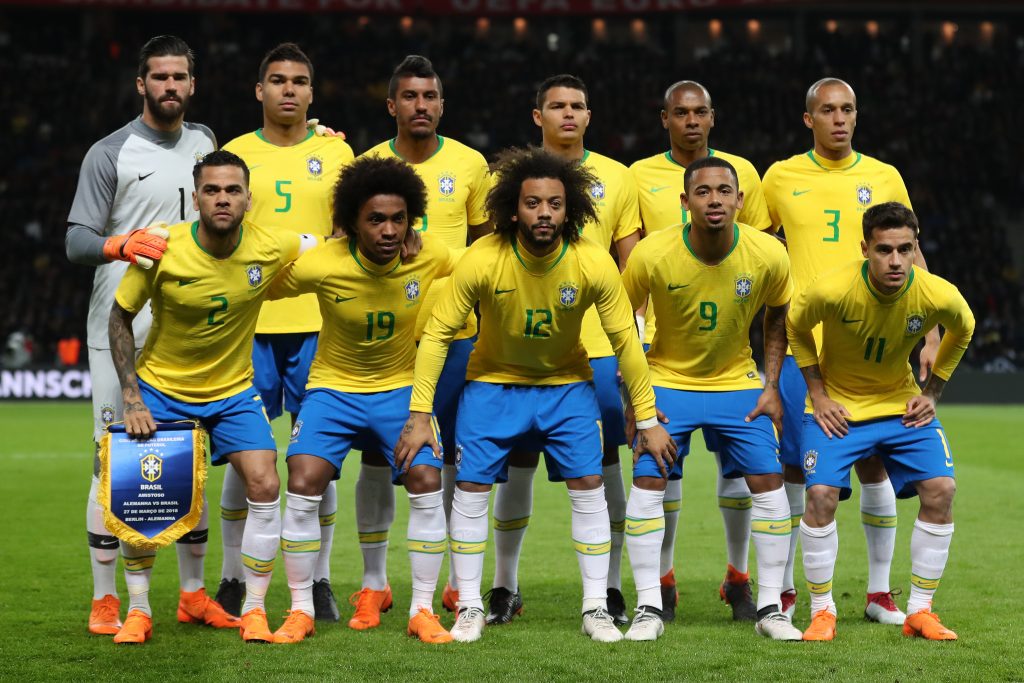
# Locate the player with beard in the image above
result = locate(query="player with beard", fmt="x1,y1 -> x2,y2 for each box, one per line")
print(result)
353,55 -> 490,631
65,35 -> 235,637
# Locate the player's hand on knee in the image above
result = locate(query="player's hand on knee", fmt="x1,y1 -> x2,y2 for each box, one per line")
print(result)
746,387 -> 783,439
102,222 -> 170,269
634,424 -> 677,478
394,412 -> 438,473
902,395 -> 936,428
810,395 -> 850,439
123,400 -> 156,440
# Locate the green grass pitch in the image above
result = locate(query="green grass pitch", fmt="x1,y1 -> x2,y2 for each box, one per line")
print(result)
1,402 -> 1022,681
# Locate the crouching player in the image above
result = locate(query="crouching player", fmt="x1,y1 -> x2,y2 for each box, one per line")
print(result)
395,147 -> 676,644
269,157 -> 460,644
620,156 -> 801,641
108,151 -> 318,643
788,202 -> 975,641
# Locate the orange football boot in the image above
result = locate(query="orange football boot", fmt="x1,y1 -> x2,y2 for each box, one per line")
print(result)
903,609 -> 958,641
407,608 -> 453,644
803,609 -> 837,641
347,586 -> 393,630
177,587 -> 241,628
113,609 -> 152,644
273,610 -> 315,644
89,594 -> 123,635
240,607 -> 274,643
442,583 -> 459,613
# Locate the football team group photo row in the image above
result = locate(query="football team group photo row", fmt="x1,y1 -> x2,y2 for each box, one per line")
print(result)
72,33 -> 972,647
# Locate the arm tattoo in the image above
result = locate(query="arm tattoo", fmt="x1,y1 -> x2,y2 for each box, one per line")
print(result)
762,304 -> 788,386
922,376 -> 947,402
109,302 -> 140,397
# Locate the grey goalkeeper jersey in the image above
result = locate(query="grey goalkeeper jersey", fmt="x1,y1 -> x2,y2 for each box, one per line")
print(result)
66,117 -> 216,349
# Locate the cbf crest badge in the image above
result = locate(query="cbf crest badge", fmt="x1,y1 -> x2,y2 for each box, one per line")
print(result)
558,281 -> 580,309
802,450 -> 818,475
307,155 -> 324,178
246,264 -> 263,287
100,404 -> 116,425
590,182 -> 606,200
404,276 -> 422,302
734,274 -> 754,301
906,313 -> 926,336
140,452 -> 163,482
439,173 -> 456,196
856,184 -> 873,207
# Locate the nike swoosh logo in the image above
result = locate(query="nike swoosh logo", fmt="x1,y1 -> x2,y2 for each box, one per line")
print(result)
178,278 -> 199,286
584,546 -> 606,553
668,283 -> 689,291
649,186 -> 672,193
98,538 -> 120,548
335,295 -> 356,303
452,544 -> 479,552
767,523 -> 789,531
494,288 -> 516,295
841,317 -> 863,324
249,165 -> 262,171
792,189 -> 811,196
281,543 -> 307,551
625,524 -> 647,533
138,171 -> 155,181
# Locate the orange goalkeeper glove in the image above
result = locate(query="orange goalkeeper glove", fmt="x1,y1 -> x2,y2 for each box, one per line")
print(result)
102,223 -> 170,269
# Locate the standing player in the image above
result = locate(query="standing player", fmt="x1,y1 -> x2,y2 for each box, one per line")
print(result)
788,202 -> 973,641
270,157 -> 460,644
354,55 -> 490,628
395,147 -> 676,643
218,42 -> 354,621
629,80 -> 772,621
621,156 -> 801,642
762,77 -> 941,623
486,74 -> 641,626
108,151 -> 316,643
65,35 -> 226,636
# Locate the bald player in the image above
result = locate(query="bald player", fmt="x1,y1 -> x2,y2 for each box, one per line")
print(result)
762,77 -> 941,624
629,79 -> 771,622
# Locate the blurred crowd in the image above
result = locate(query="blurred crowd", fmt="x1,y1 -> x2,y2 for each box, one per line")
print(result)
1,9 -> 1021,370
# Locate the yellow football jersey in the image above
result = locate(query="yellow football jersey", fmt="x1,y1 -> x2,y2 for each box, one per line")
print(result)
411,233 -> 655,421
576,150 -> 642,358
222,129 -> 354,334
361,136 -> 490,341
787,261 -> 974,421
115,220 -> 301,402
630,149 -> 770,345
623,223 -> 792,391
269,236 -> 459,393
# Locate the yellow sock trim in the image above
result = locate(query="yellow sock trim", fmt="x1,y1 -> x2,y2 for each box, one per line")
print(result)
280,538 -> 321,553
358,530 -> 389,545
220,507 -> 248,521
663,498 -> 682,513
911,574 -> 941,590
124,555 -> 156,572
806,579 -> 833,595
861,512 -> 897,528
319,512 -> 337,527
408,538 -> 447,554
574,539 -> 611,555
449,539 -> 487,555
624,516 -> 666,537
494,515 -> 530,532
242,553 -> 275,574
718,496 -> 753,511
752,518 -> 792,536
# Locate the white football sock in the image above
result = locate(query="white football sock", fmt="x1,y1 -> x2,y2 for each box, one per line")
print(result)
449,488 -> 491,611
907,519 -> 953,614
860,480 -> 898,594
569,486 -> 611,611
783,481 -> 804,593
659,477 -> 682,577
800,520 -> 838,616
121,543 -> 156,617
603,463 -> 627,592
314,480 -> 337,582
492,465 -> 535,592
408,490 -> 446,615
750,487 -> 791,611
625,485 -> 665,610
87,474 -> 119,599
355,465 -> 395,591
717,454 -> 752,574
441,463 -> 458,588
281,492 -> 321,617
240,498 -> 281,615
175,494 -> 208,593
219,464 -> 247,582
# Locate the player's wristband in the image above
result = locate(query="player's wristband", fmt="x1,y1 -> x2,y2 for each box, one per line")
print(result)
635,417 -> 659,430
